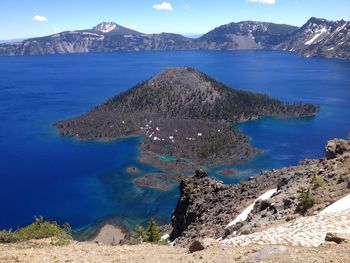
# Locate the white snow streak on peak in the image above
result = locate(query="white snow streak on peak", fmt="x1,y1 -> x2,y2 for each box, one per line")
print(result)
305,27 -> 328,45
96,22 -> 117,33
319,194 -> 350,215
225,188 -> 277,229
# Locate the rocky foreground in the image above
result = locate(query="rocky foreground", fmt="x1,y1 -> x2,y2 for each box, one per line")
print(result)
0,138 -> 350,262
168,138 -> 350,246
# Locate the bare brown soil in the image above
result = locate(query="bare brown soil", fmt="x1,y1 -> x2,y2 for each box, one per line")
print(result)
1,239 -> 349,263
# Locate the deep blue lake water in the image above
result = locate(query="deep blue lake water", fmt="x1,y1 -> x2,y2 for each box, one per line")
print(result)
0,51 -> 350,230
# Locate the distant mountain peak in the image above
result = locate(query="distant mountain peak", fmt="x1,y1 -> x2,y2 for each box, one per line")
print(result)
303,17 -> 348,28
304,17 -> 330,28
0,18 -> 348,59
93,22 -> 118,33
308,17 -> 324,22
153,67 -> 195,79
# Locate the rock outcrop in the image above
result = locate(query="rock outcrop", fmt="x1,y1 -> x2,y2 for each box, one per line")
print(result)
276,17 -> 350,59
169,137 -> 350,246
194,21 -> 297,50
325,232 -> 350,244
325,138 -> 350,160
188,240 -> 205,253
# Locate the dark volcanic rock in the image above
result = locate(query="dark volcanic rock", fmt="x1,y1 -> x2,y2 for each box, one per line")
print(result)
325,139 -> 350,160
169,169 -> 284,245
188,240 -> 205,253
169,137 -> 350,246
325,232 -> 349,244
194,169 -> 207,179
55,67 -> 317,167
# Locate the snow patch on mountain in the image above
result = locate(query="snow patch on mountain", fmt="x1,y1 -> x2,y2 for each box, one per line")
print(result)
94,22 -> 117,33
305,27 -> 328,45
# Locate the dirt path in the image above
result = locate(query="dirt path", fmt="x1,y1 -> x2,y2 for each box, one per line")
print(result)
1,240 -> 349,263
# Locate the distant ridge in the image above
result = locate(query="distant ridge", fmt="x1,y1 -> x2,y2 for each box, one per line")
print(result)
195,21 -> 298,50
0,17 -> 348,59
276,17 -> 350,59
0,38 -> 27,44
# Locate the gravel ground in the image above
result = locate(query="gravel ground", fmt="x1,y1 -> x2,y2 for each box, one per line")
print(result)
0,239 -> 349,263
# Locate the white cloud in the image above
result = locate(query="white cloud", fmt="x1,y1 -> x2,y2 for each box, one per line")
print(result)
152,2 -> 174,11
247,0 -> 276,4
33,15 -> 48,22
183,4 -> 191,10
53,28 -> 60,32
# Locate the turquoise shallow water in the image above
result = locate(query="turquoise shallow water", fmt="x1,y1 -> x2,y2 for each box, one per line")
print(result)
0,51 -> 349,230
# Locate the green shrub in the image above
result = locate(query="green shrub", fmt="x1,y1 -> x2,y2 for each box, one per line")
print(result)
297,189 -> 315,214
50,222 -> 72,246
0,216 -> 72,244
15,216 -> 62,241
337,174 -> 348,184
0,230 -> 19,243
310,174 -> 324,188
134,225 -> 148,242
134,218 -> 162,244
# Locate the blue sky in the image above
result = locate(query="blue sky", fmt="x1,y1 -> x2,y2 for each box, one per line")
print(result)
1,0 -> 350,39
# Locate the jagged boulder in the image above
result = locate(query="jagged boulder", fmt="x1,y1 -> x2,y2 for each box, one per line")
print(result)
325,139 -> 350,159
194,169 -> 207,179
170,171 -> 206,240
188,240 -> 205,253
325,232 -> 350,244
169,170 -> 234,244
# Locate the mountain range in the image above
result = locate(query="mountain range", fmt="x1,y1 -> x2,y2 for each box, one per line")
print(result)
0,18 -> 349,59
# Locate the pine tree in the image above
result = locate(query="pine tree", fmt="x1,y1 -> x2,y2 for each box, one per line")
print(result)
147,218 -> 161,243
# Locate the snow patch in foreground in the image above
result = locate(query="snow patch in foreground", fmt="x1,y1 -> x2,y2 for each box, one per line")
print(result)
225,188 -> 277,229
161,234 -> 170,240
319,194 -> 350,215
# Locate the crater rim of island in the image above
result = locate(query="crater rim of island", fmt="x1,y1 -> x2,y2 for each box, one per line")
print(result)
109,66 -> 312,103
55,66 -> 319,129
84,17 -> 338,37
90,17 -> 335,32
